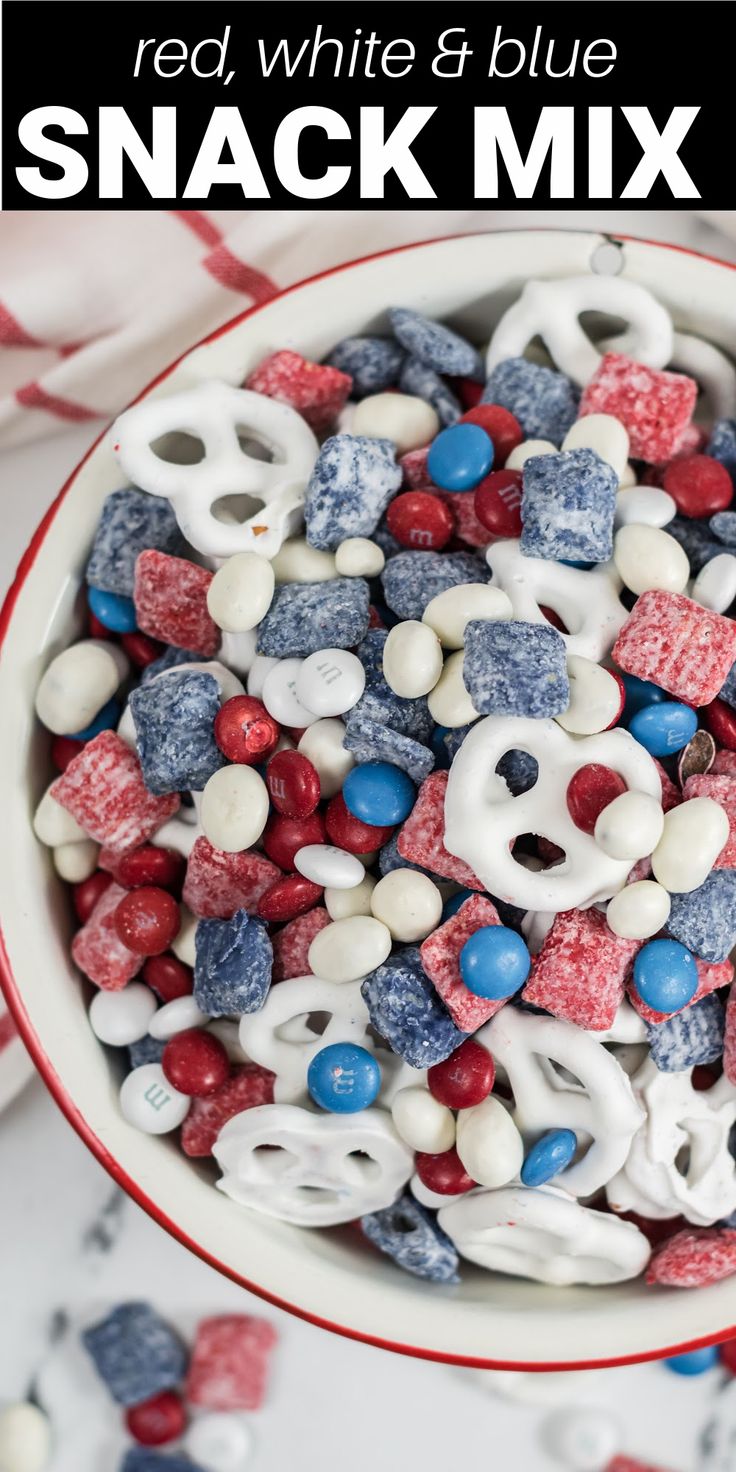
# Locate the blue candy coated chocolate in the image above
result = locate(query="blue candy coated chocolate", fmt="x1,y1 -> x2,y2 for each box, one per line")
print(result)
362,1194 -> 460,1282
257,579 -> 370,657
628,700 -> 698,757
194,909 -> 272,1017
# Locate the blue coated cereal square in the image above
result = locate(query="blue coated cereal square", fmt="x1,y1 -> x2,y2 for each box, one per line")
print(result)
378,832 -> 437,880
521,448 -> 617,563
86,489 -> 184,598
719,659 -> 736,711
343,711 -> 433,783
140,646 -> 204,684
462,619 -> 569,719
667,516 -> 722,574
482,358 -> 579,445
82,1302 -> 187,1407
128,1035 -> 165,1069
361,947 -> 467,1067
398,356 -> 461,426
304,436 -> 401,550
381,550 -> 486,621
707,419 -> 736,484
256,578 -> 370,656
362,1194 -> 460,1282
646,995 -> 725,1072
390,307 -> 483,380
130,671 -> 225,796
194,909 -> 272,1016
326,336 -> 404,398
711,512 -> 736,547
666,871 -> 736,964
121,1454 -> 206,1472
352,630 -> 433,743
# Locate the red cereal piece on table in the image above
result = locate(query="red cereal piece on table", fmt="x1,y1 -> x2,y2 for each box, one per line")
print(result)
181,1063 -> 276,1156
682,774 -> 736,866
397,771 -> 484,888
662,454 -> 733,518
71,881 -> 143,990
612,591 -> 736,706
272,907 -> 330,981
183,837 -> 281,919
245,349 -> 351,434
386,491 -> 454,551
461,403 -> 524,466
420,895 -> 504,1030
257,874 -> 323,922
704,697 -> 736,751
134,550 -> 219,656
523,908 -> 641,1031
51,731 -> 179,853
400,447 -> 431,488
646,1227 -> 736,1287
186,1315 -> 277,1411
438,490 -> 491,549
578,353 -> 697,462
628,956 -> 733,1024
724,989 -> 736,1086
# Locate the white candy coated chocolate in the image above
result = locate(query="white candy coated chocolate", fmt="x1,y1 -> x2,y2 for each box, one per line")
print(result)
455,1096 -> 524,1189
200,765 -> 269,853
334,537 -> 385,578
53,839 -> 99,883
594,790 -> 664,861
561,413 -> 629,478
606,880 -> 671,940
0,1402 -> 52,1472
89,982 -> 158,1046
555,654 -> 622,735
324,871 -> 376,920
369,870 -> 443,943
261,658 -> 319,728
427,649 -> 480,728
295,648 -> 365,717
185,1412 -> 254,1472
270,537 -> 337,584
651,796 -> 729,893
382,621 -> 443,698
206,551 -> 275,632
33,784 -> 88,847
422,582 -> 512,649
298,718 -> 354,798
504,439 -> 557,470
149,994 -> 209,1040
119,1062 -> 190,1133
392,1086 -> 456,1153
239,974 -> 372,1104
217,628 -> 258,679
614,487 -> 676,530
307,915 -> 392,983
171,905 -> 198,966
35,640 -> 124,736
351,391 -> 439,454
692,552 -> 736,614
614,524 -> 690,595
487,540 -> 627,661
294,843 -> 365,890
246,654 -> 279,699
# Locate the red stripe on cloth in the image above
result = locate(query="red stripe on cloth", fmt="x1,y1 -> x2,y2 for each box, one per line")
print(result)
15,381 -> 101,423
0,302 -> 42,348
170,210 -> 222,248
0,1010 -> 17,1052
203,245 -> 278,302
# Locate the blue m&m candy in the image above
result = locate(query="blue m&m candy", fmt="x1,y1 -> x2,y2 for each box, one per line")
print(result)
442,888 -> 475,922
621,673 -> 667,725
307,1042 -> 381,1113
427,423 -> 493,492
628,700 -> 698,757
632,938 -> 698,1015
459,925 -> 531,1000
342,762 -> 415,826
664,1345 -> 720,1376
88,587 -> 138,634
70,694 -> 121,742
521,1129 -> 578,1187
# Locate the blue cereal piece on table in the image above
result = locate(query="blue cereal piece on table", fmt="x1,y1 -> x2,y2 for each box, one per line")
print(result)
326,336 -> 404,397
257,578 -> 370,656
86,488 -> 184,598
666,516 -> 720,574
710,511 -> 736,546
82,1302 -> 187,1407
304,436 -> 401,550
352,630 -> 433,742
645,995 -> 725,1072
194,909 -> 272,1017
121,1453 -> 207,1472
462,619 -> 569,718
140,646 -> 203,684
361,946 -> 467,1067
398,356 -> 462,426
381,550 -> 485,621
390,307 -> 483,380
362,1193 -> 460,1283
666,871 -> 736,964
129,671 -> 225,796
343,710 -> 435,783
371,522 -> 403,564
128,1035 -> 166,1069
521,449 -> 617,563
482,358 -> 579,444
707,418 -> 736,484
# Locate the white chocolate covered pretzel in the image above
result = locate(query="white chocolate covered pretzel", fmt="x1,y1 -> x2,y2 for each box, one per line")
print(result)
486,541 -> 628,662
239,974 -> 372,1105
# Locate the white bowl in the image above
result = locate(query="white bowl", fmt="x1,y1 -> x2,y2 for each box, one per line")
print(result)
2,229 -> 736,1370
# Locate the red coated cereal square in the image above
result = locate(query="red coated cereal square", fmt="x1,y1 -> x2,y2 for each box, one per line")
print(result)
683,774 -> 736,867
181,1064 -> 275,1156
272,907 -> 330,981
713,749 -> 736,777
439,490 -> 490,549
523,908 -> 641,1031
186,1315 -> 277,1411
51,731 -> 179,853
646,1227 -> 736,1288
654,758 -> 682,813
71,881 -> 142,990
400,448 -> 431,488
134,550 -> 219,656
419,894 -> 503,1030
579,353 -> 697,462
397,771 -> 484,889
183,838 -> 281,919
245,350 -> 351,434
628,956 -> 733,1024
612,590 -> 736,706
725,988 -> 736,1086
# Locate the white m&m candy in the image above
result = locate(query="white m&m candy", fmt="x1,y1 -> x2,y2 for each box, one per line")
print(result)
35,640 -> 125,736
119,1063 -> 190,1133
692,552 -> 736,614
295,648 -> 365,717
294,844 -> 365,889
207,551 -> 275,632
262,659 -> 319,728
370,870 -> 443,943
185,1413 -> 254,1472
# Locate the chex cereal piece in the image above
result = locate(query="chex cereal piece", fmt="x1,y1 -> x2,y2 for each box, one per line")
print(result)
183,838 -> 280,919
181,1063 -> 275,1156
521,448 -> 618,563
462,619 -> 569,718
420,894 -> 504,1031
194,909 -> 272,1016
130,671 -> 225,796
399,356 -> 461,426
523,908 -> 641,1031
397,771 -> 484,889
304,435 -> 401,549
439,489 -> 491,549
711,510 -> 736,545
82,1301 -> 187,1406
646,1227 -> 736,1287
707,417 -> 736,484
186,1314 -> 277,1411
257,578 -> 370,656
667,515 -> 723,575
326,336 -> 404,398
352,630 -> 433,743
400,446 -> 431,488
390,307 -> 483,380
245,349 -> 351,433
666,871 -> 736,963
378,832 -> 439,880
612,590 -> 736,706
381,549 -> 487,621
361,946 -> 467,1067
362,1193 -> 459,1282
627,956 -> 733,1024
128,1035 -> 165,1069
51,731 -> 179,852
645,995 -> 724,1072
122,1452 -> 205,1472
140,644 -> 203,684
655,759 -> 683,813
687,775 -> 736,867
343,711 -> 434,783
271,907 -> 330,981
72,881 -> 142,990
482,358 -> 579,444
134,550 -> 219,656
725,989 -> 736,1085
579,353 -> 697,462
713,750 -> 736,777
85,488 -> 183,598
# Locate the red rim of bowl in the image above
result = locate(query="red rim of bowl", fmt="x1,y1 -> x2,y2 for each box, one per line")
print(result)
2,228 -> 736,1371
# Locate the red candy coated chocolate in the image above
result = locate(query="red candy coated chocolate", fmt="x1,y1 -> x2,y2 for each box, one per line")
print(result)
72,870 -> 112,924
162,1027 -> 230,1097
258,873 -> 323,922
662,454 -> 732,518
245,349 -> 351,434
134,549 -> 219,656
114,886 -> 181,956
325,792 -> 394,854
120,631 -> 163,669
386,491 -> 455,551
214,696 -> 280,765
104,845 -> 185,893
186,1315 -> 278,1411
703,697 -> 736,751
125,1391 -> 186,1447
181,1063 -> 275,1156
262,810 -> 326,871
428,1039 -> 495,1110
143,953 -> 193,1002
51,735 -> 84,772
461,403 -> 523,465
566,764 -> 628,834
473,469 -> 524,537
414,1147 -> 476,1196
265,749 -> 321,818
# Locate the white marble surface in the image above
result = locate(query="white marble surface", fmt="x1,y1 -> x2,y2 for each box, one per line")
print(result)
3,213 -> 736,1472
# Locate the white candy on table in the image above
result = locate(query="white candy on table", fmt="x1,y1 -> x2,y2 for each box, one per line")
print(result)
308,915 -> 392,983
33,784 -> 88,847
149,994 -> 209,1040
651,796 -> 729,893
270,536 -> 337,584
613,524 -> 690,595
112,381 -> 319,560
504,438 -> 557,469
438,1184 -> 651,1285
391,1086 -> 456,1153
541,1407 -> 621,1472
261,658 -> 319,728
594,790 -> 664,861
369,870 -> 443,943
206,551 -> 275,632
335,537 -> 385,577
246,654 -> 279,699
555,654 -> 622,735
89,982 -> 158,1046
325,871 -> 376,920
692,552 -> 736,614
53,839 -> 99,882
486,540 -> 628,661
606,880 -> 671,940
171,905 -> 198,966
427,649 -> 480,728
35,640 -> 126,736
479,1007 -> 644,1197
445,714 -> 660,911
184,1412 -> 254,1472
298,718 -> 354,798
295,648 -> 366,717
562,413 -> 629,479
0,1402 -> 52,1472
421,582 -> 513,649
213,1103 -> 413,1225
294,843 -> 365,889
614,487 -> 676,530
239,974 -> 372,1104
455,1096 -> 524,1189
200,765 -> 269,853
350,391 -> 439,453
382,621 -> 443,698
119,1062 -> 190,1133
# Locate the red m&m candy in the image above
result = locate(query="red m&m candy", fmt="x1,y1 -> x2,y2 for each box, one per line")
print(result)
414,1147 -> 476,1195
162,1028 -> 230,1097
266,750 -> 321,818
461,403 -> 523,465
114,886 -> 181,955
126,1390 -> 186,1446
120,632 -> 163,669
325,792 -> 394,854
72,870 -> 112,924
386,491 -> 455,551
258,874 -> 323,922
663,454 -> 732,518
566,765 -> 627,835
214,696 -> 280,765
428,1039 -> 495,1110
51,735 -> 84,772
474,469 -> 524,537
262,810 -> 326,871
143,953 -> 194,1002
113,846 -> 185,893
